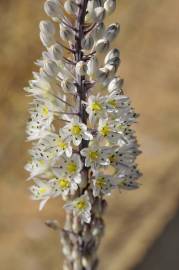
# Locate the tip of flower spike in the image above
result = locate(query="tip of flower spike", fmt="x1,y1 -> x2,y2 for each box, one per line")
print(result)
45,219 -> 61,230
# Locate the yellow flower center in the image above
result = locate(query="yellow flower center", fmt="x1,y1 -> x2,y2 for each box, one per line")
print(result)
71,125 -> 81,135
107,99 -> 117,107
42,106 -> 49,116
109,154 -> 116,163
67,162 -> 77,173
58,178 -> 70,189
75,200 -> 86,210
57,139 -> 67,150
39,160 -> 45,166
96,177 -> 106,189
100,124 -> 110,137
91,102 -> 102,112
89,151 -> 99,160
118,124 -> 126,132
39,187 -> 47,194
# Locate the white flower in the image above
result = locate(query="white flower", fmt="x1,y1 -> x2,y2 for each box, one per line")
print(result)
30,179 -> 52,210
64,194 -> 92,223
114,168 -> 141,190
26,100 -> 54,141
38,132 -> 73,159
53,154 -> 82,183
105,92 -> 129,111
107,144 -> 140,172
25,159 -> 50,179
86,95 -> 106,123
97,118 -> 126,145
49,175 -> 78,197
62,117 -> 93,146
81,143 -> 110,168
92,173 -> 115,197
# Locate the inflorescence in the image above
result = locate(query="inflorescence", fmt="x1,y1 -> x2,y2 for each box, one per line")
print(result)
25,0 -> 141,228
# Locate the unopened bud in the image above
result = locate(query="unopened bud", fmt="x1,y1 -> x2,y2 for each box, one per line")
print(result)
105,23 -> 120,42
43,60 -> 58,77
87,56 -> 99,77
74,259 -> 83,270
108,77 -> 123,92
61,79 -> 77,93
75,61 -> 87,76
105,48 -> 120,64
93,7 -> 106,22
44,0 -> 62,18
48,43 -> 63,60
82,34 -> 94,50
97,67 -> 110,82
95,38 -> 110,53
40,32 -> 55,47
39,20 -> 55,35
104,0 -> 116,15
60,23 -> 75,42
64,0 -> 78,15
45,219 -> 60,230
93,22 -> 105,41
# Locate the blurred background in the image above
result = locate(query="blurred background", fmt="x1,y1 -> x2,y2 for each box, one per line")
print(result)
0,0 -> 179,269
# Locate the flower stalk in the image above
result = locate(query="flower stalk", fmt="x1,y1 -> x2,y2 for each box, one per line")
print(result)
25,0 -> 141,269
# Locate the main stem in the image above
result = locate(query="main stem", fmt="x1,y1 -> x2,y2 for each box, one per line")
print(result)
61,2 -> 106,270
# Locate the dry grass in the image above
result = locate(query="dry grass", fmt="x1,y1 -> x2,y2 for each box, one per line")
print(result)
0,0 -> 179,269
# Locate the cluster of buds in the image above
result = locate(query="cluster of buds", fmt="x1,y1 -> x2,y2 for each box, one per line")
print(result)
25,0 -> 141,269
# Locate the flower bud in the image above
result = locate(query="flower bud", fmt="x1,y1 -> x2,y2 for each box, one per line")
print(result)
43,60 -> 59,77
45,219 -> 60,230
87,0 -> 97,15
95,38 -> 110,53
60,23 -> 75,42
64,0 -> 78,15
104,48 -> 120,65
97,67 -> 110,82
40,31 -> 55,47
39,20 -> 55,35
74,259 -> 83,270
44,0 -> 62,18
93,7 -> 106,22
82,34 -> 94,50
75,61 -> 87,76
48,43 -> 63,60
87,56 -> 99,77
93,22 -> 105,41
105,23 -> 120,42
61,79 -> 77,93
108,77 -> 123,92
105,64 -> 116,76
72,216 -> 82,233
104,0 -> 116,15
82,256 -> 93,269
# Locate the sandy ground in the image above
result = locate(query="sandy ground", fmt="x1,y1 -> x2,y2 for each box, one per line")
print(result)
0,0 -> 179,269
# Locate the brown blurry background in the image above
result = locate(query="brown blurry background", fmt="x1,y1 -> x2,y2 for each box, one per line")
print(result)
0,0 -> 179,269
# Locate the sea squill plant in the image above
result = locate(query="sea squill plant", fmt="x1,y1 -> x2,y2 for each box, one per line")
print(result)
25,0 -> 141,269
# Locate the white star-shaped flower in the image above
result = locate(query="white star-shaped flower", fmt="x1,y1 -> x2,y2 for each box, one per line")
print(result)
30,179 -> 52,210
86,95 -> 106,123
64,194 -> 91,224
62,117 -> 93,146
92,172 -> 115,197
39,132 -> 72,159
49,175 -> 78,197
80,143 -> 110,168
53,154 -> 82,184
25,159 -> 50,180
